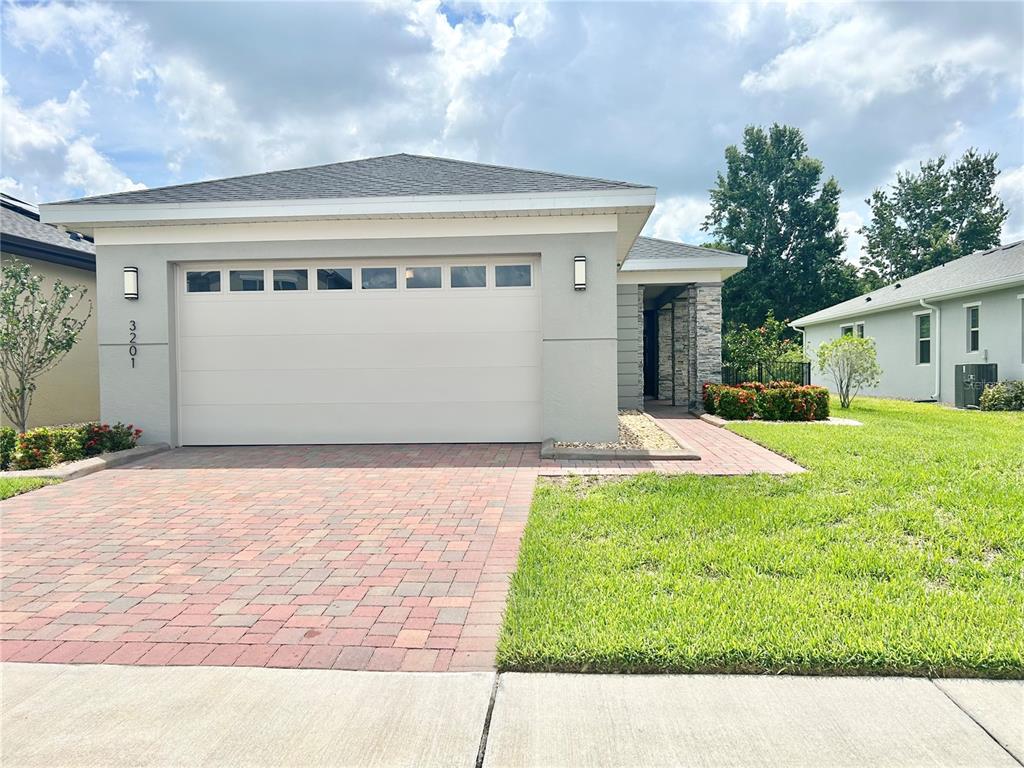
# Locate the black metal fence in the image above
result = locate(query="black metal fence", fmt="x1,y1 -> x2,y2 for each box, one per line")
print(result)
722,361 -> 812,386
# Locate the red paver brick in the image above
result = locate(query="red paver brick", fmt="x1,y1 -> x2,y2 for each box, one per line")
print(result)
0,427 -> 795,672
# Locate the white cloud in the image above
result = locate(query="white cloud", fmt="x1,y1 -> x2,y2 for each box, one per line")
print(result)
721,3 -> 752,40
995,164 -> 1024,243
4,1 -> 153,95
742,11 -> 1015,110
0,77 -> 89,159
398,0 -> 547,137
62,137 -> 145,197
644,196 -> 712,244
838,208 -> 866,265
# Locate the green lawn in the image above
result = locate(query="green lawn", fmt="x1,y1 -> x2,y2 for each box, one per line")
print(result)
0,477 -> 56,500
498,398 -> 1024,677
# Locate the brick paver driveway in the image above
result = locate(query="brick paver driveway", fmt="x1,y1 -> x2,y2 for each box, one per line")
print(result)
0,415 -> 799,672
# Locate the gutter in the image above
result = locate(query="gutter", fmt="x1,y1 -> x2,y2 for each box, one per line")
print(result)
788,323 -> 807,359
919,298 -> 940,400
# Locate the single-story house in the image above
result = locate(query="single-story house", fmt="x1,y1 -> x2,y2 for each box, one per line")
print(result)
40,154 -> 745,446
793,241 -> 1024,404
1,193 -> 99,429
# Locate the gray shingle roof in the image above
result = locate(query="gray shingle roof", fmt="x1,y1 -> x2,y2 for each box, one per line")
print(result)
1,201 -> 95,256
794,241 -> 1024,326
626,236 -> 745,262
50,153 -> 651,206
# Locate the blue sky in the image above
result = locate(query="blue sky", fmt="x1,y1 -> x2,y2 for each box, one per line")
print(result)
2,0 -> 1022,263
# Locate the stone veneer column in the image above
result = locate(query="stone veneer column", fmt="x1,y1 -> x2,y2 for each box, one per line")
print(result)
688,282 -> 723,409
637,287 -> 645,409
672,297 -> 690,406
657,305 -> 673,400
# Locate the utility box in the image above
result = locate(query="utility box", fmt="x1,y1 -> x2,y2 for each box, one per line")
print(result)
954,363 -> 998,408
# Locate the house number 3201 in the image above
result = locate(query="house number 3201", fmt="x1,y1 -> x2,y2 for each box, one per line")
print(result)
129,320 -> 138,368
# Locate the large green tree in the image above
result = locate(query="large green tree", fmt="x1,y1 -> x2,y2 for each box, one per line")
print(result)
859,149 -> 1008,288
703,124 -> 859,332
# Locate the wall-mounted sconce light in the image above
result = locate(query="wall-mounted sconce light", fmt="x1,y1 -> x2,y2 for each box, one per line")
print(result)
573,255 -> 587,291
124,267 -> 139,300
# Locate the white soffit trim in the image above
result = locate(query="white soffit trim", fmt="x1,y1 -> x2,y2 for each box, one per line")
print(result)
617,268 -> 736,285
40,188 -> 657,230
620,255 -> 747,272
93,214 -> 620,246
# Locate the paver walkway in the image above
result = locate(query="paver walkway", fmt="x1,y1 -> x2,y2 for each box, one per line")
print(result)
0,414 -> 799,672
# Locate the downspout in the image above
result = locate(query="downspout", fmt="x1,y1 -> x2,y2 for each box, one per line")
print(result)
919,298 -> 941,400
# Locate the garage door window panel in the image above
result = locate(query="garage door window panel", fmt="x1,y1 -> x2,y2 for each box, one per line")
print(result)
362,267 -> 398,290
317,268 -> 353,291
230,270 -> 265,292
406,266 -> 442,289
451,265 -> 486,288
273,269 -> 308,291
495,264 -> 532,288
186,270 -> 221,293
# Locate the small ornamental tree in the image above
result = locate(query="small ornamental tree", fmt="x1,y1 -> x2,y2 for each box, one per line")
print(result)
0,260 -> 92,433
816,336 -> 882,409
723,310 -> 806,372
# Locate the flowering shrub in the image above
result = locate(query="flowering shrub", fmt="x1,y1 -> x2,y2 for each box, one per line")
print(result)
704,383 -> 829,421
755,386 -> 830,421
712,386 -> 757,420
81,422 -> 142,454
4,422 -> 143,471
14,428 -> 58,470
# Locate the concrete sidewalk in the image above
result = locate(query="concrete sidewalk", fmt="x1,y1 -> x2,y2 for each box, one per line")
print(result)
2,664 -> 1021,768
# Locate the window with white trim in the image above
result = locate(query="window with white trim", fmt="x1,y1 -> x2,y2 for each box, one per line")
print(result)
916,313 -> 931,365
495,264 -> 532,287
230,269 -> 264,292
855,322 -> 865,338
361,267 -> 397,290
405,266 -> 442,289
186,270 -> 220,293
966,305 -> 980,352
840,324 -> 854,337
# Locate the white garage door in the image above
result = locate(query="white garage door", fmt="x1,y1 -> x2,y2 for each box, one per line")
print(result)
176,258 -> 541,445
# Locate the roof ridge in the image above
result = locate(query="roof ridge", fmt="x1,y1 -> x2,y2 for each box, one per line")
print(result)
395,152 -> 652,189
47,153 -> 651,206
45,153 -> 412,206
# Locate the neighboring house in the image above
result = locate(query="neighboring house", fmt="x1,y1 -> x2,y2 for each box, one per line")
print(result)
793,241 -> 1024,404
1,194 -> 99,429
40,154 -> 745,446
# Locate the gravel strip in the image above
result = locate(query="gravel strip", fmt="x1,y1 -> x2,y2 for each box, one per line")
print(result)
554,411 -> 679,451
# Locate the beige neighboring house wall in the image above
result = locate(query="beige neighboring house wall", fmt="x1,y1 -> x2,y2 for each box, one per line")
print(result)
1,253 -> 99,429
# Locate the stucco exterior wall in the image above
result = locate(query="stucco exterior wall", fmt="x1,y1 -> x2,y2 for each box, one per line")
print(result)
803,284 -> 1024,403
92,223 -> 621,445
616,284 -> 642,409
0,253 -> 99,429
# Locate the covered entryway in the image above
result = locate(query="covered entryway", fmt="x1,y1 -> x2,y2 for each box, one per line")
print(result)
176,258 -> 541,445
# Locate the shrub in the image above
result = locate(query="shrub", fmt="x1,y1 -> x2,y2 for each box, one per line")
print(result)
756,385 -> 830,421
50,426 -> 84,463
736,381 -> 767,393
816,336 -> 882,409
767,380 -> 799,389
0,426 -> 15,470
14,428 -> 58,470
714,386 -> 757,420
106,422 -> 143,452
703,383 -> 720,414
980,381 -> 1024,411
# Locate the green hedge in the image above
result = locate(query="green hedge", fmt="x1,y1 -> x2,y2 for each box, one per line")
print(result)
6,422 -> 143,471
704,383 -> 830,421
980,381 -> 1024,411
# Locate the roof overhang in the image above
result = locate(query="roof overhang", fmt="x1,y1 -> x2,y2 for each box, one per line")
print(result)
0,233 -> 95,271
617,253 -> 747,285
792,274 -> 1024,326
40,188 -> 657,237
